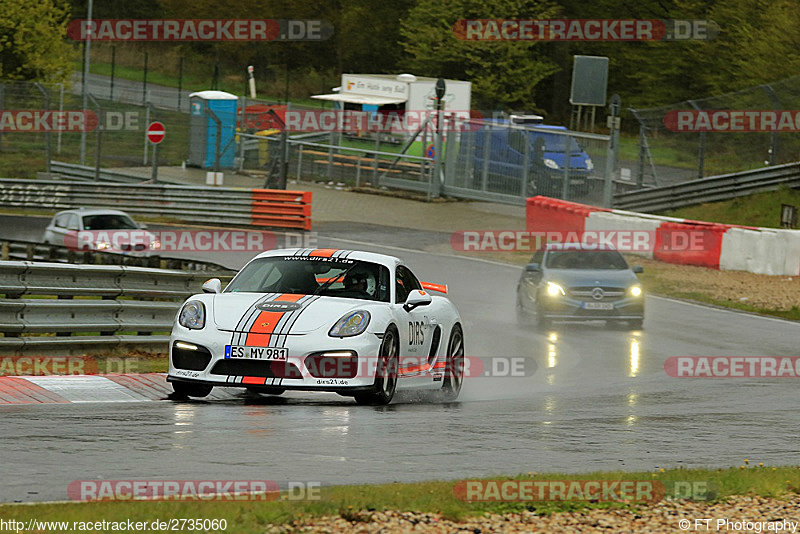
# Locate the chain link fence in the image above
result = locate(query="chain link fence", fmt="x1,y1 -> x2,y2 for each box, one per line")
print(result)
2,79 -> 623,206
629,74 -> 800,187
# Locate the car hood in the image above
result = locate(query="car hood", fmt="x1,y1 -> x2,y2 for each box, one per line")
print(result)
544,269 -> 638,288
212,293 -> 374,333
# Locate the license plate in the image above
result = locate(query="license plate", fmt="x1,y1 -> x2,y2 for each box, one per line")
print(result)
224,346 -> 288,360
584,302 -> 614,310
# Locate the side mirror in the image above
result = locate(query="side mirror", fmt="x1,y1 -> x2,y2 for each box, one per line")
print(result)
525,263 -> 540,273
403,289 -> 432,312
202,278 -> 222,294
633,266 -> 644,274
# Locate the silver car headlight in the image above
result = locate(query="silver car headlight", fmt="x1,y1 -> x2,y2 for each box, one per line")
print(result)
179,300 -> 205,330
543,158 -> 559,169
546,282 -> 565,297
629,285 -> 643,297
329,310 -> 371,338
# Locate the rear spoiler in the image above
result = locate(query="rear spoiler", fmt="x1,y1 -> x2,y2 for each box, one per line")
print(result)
421,282 -> 448,294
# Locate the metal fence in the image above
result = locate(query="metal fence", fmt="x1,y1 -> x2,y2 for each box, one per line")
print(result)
0,261 -> 233,353
445,119 -> 614,206
629,74 -> 800,187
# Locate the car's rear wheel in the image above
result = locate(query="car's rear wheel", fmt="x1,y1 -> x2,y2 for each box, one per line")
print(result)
172,381 -> 213,398
441,324 -> 464,401
354,326 -> 399,406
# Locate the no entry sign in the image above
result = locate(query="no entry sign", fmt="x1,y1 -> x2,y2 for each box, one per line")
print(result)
146,121 -> 165,144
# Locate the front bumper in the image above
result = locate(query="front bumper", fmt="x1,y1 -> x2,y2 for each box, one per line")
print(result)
167,326 -> 382,392
539,295 -> 644,320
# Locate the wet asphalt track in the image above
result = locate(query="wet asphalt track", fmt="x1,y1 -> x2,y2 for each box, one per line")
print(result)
2,219 -> 800,502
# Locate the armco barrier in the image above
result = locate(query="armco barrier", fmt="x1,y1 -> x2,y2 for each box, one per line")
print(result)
251,189 -> 312,231
0,178 -> 312,231
527,195 -> 800,275
0,261 -> 234,353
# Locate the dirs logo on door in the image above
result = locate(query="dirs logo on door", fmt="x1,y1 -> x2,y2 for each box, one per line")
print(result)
409,321 -> 425,346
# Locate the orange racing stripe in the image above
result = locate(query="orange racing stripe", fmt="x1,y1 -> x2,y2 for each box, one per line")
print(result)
309,248 -> 338,257
245,293 -> 304,346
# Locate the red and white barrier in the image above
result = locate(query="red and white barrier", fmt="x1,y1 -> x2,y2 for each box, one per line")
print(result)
526,196 -> 800,276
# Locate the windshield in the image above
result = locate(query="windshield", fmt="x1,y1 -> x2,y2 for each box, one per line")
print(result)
82,214 -> 139,230
530,134 -> 583,154
545,250 -> 629,270
224,256 -> 390,302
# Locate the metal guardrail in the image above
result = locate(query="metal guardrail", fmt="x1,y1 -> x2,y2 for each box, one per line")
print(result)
48,162 -> 154,184
613,161 -> 800,212
0,261 -> 234,352
0,177 -> 312,230
0,238 -> 232,272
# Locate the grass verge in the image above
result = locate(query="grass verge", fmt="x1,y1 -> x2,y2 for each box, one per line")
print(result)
1,465 -> 798,533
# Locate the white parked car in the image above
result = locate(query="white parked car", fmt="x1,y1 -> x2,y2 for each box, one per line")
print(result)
42,208 -> 159,257
168,248 -> 465,405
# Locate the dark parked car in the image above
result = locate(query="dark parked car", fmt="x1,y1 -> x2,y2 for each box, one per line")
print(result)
516,246 -> 645,329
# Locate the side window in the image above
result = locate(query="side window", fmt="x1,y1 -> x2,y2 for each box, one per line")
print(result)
53,214 -> 68,228
66,214 -> 80,231
395,265 -> 422,304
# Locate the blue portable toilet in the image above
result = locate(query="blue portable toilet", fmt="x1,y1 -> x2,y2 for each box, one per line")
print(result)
188,91 -> 239,169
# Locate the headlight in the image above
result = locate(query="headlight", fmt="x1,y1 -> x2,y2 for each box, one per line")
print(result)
629,285 -> 643,297
329,310 -> 371,337
546,282 -> 565,297
179,300 -> 205,329
543,158 -> 559,169
586,158 -> 594,171
150,239 -> 161,250
95,241 -> 111,250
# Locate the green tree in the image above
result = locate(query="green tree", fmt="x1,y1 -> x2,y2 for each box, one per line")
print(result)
0,0 -> 74,82
400,0 -> 561,110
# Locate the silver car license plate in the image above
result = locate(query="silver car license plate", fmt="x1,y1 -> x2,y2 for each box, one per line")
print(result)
584,302 -> 614,310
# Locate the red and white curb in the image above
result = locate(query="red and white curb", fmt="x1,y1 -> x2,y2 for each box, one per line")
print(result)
0,374 -> 234,404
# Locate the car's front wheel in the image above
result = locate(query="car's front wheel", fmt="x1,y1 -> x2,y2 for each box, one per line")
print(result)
354,326 -> 399,406
172,381 -> 213,398
441,324 -> 464,401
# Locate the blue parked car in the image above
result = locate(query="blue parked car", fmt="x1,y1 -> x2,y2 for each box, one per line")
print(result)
466,115 -> 594,198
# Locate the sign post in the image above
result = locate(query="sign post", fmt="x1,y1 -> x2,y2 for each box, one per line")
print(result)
146,121 -> 165,183
433,77 -> 446,198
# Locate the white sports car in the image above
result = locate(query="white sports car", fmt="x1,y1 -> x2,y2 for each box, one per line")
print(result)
167,248 -> 465,405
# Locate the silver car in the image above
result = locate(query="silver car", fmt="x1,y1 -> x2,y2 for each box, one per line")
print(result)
516,246 -> 645,329
42,208 -> 159,257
